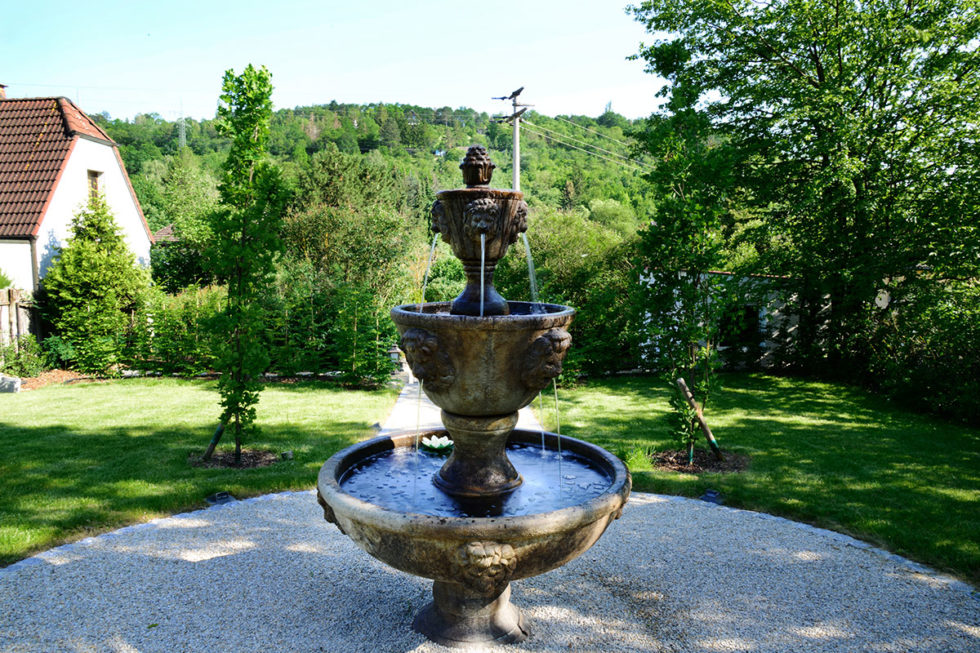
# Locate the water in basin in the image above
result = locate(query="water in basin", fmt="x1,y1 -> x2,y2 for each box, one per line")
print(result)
339,442 -> 612,518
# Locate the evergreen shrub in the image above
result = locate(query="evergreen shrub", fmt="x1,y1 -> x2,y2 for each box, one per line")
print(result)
39,195 -> 149,375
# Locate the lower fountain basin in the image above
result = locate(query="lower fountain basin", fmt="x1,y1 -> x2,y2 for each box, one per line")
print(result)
317,428 -> 630,584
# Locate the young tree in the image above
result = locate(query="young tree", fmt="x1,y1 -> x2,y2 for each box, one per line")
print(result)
633,92 -> 732,461
204,64 -> 287,463
40,195 -> 149,374
630,0 -> 980,375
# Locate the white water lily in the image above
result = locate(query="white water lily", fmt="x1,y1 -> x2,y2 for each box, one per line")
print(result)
421,435 -> 453,450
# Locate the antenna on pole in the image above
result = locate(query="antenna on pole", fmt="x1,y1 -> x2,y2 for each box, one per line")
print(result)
493,87 -> 532,191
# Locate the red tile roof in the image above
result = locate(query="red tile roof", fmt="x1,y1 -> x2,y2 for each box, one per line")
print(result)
153,224 -> 177,242
0,97 -> 114,239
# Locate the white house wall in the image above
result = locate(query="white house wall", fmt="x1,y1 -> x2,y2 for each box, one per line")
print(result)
36,137 -> 151,278
0,240 -> 34,292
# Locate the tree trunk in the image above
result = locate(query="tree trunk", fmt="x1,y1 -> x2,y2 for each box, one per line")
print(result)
202,421 -> 226,460
676,377 -> 725,461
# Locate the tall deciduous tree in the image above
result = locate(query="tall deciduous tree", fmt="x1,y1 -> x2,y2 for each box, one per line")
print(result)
630,0 -> 980,374
204,64 -> 287,463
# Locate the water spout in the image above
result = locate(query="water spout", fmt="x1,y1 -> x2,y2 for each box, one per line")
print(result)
521,232 -> 542,314
419,233 -> 439,312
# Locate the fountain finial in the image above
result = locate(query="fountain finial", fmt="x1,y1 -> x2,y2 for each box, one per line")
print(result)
460,145 -> 495,187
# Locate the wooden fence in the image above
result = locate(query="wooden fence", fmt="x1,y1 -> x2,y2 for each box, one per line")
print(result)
0,289 -> 35,350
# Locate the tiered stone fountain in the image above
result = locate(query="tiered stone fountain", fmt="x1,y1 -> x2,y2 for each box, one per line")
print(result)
316,146 -> 631,647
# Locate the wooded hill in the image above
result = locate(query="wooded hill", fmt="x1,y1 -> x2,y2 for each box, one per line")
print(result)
93,102 -> 655,234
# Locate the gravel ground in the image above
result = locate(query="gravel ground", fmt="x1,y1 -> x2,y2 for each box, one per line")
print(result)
1,491 -> 977,652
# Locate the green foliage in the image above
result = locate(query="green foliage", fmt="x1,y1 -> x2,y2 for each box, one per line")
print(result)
869,280 -> 980,424
207,64 -> 286,460
496,207 -> 641,378
325,283 -> 397,386
150,240 -> 214,294
630,0 -> 980,377
273,145 -> 417,385
420,253 -> 465,303
0,335 -> 46,378
130,286 -> 224,375
41,336 -> 75,369
632,77 -> 733,452
98,96 -> 660,389
0,267 -> 13,289
588,198 -> 639,237
39,195 -> 149,374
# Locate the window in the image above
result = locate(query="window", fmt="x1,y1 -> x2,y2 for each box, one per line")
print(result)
87,170 -> 101,199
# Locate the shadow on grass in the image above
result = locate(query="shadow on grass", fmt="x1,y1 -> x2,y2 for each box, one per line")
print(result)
550,373 -> 980,584
0,418 -> 379,566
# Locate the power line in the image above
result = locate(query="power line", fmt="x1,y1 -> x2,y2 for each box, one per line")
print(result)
522,119 -> 639,166
6,82 -> 212,93
520,123 -> 650,173
552,115 -> 635,148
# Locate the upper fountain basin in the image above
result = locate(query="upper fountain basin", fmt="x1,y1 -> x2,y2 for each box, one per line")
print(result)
392,301 -> 574,416
432,188 -> 527,264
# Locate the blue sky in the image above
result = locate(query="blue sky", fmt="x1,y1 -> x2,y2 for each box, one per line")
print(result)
3,0 -> 664,122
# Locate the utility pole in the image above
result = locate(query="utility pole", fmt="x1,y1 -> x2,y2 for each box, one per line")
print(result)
178,99 -> 186,149
493,87 -> 531,191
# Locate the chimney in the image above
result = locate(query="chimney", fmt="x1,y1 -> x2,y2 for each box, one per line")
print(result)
0,84 -> 6,100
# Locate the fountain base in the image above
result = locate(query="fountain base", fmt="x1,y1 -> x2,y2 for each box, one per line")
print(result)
413,581 -> 528,647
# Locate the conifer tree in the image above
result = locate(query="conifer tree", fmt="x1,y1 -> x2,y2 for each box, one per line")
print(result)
41,195 -> 148,374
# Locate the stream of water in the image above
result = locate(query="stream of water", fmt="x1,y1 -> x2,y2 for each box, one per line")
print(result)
479,233 -> 486,317
419,234 -> 439,313
521,232 -> 543,314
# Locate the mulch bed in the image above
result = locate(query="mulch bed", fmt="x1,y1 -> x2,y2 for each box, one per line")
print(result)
652,448 -> 750,474
18,369 -> 91,391
188,449 -> 281,469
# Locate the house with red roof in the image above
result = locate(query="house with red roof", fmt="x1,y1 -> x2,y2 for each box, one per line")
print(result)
0,86 -> 152,294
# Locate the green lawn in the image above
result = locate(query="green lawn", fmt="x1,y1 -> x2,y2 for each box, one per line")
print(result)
0,377 -> 398,566
4,373 -> 978,586
538,373 -> 980,585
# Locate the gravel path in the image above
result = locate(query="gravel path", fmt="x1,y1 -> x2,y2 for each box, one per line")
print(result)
2,381 -> 977,652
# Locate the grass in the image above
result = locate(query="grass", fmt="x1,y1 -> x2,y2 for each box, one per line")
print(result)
537,373 -> 980,585
0,377 -> 399,566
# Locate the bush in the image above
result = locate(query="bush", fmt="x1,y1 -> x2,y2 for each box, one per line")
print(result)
869,280 -> 980,424
0,335 -> 46,378
129,285 -> 224,375
42,336 -> 76,369
264,261 -> 398,385
39,195 -> 149,374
